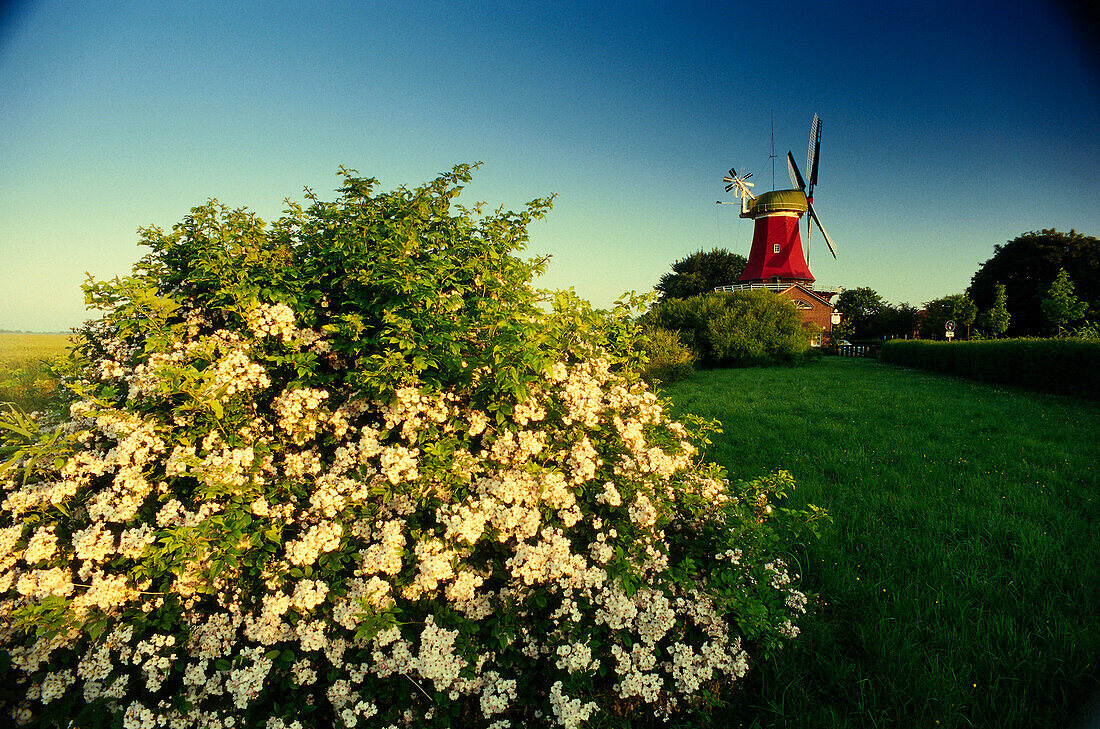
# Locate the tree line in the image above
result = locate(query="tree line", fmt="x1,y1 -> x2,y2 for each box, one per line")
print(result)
656,229 -> 1099,342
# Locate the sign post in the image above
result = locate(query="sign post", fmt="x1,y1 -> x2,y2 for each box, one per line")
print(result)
945,320 -> 955,340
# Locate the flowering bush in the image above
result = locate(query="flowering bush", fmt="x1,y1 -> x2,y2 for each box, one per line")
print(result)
0,165 -> 824,728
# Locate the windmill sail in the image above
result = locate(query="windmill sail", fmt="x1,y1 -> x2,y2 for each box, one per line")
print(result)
808,202 -> 836,259
806,113 -> 821,196
786,152 -> 806,192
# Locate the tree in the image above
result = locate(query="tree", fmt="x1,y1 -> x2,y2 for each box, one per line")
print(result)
0,166 -> 820,728
1041,268 -> 1088,335
980,283 -> 1011,338
873,302 -> 920,340
921,293 -> 978,339
968,229 -> 1099,336
655,247 -> 747,301
833,287 -> 887,340
829,315 -> 856,344
644,291 -> 811,367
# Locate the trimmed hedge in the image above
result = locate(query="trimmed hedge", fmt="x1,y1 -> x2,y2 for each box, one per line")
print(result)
880,338 -> 1100,398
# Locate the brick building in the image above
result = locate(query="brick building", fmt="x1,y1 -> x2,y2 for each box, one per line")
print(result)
776,283 -> 838,347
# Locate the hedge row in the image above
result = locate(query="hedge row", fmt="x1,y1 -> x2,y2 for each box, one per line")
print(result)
880,338 -> 1100,398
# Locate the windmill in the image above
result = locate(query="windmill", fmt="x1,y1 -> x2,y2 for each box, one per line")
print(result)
718,114 -> 837,287
722,167 -> 756,214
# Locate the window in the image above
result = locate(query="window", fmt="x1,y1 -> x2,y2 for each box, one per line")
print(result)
772,243 -> 781,254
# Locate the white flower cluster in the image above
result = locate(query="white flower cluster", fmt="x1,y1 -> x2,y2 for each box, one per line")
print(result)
628,491 -> 658,528
549,681 -> 597,729
380,444 -> 419,484
247,302 -> 298,341
209,348 -> 271,400
272,387 -> 330,445
284,520 -> 343,566
24,526 -> 58,564
0,294 -> 813,729
555,641 -> 597,674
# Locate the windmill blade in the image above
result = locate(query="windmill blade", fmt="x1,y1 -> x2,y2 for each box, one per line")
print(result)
807,202 -> 837,259
806,114 -> 821,194
787,152 -> 806,191
724,168 -> 755,195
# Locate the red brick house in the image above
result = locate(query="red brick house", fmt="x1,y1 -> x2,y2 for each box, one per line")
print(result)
777,283 -> 838,347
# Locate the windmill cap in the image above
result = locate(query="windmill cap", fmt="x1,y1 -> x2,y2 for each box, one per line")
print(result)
742,189 -> 808,218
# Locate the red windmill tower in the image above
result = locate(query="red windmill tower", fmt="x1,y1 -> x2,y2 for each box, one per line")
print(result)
718,114 -> 841,343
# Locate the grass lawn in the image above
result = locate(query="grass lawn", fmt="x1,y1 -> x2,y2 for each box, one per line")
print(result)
663,357 -> 1099,729
0,332 -> 71,411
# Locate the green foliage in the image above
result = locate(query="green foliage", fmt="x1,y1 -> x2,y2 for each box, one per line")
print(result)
645,291 -> 811,368
654,248 -> 747,302
869,302 -> 920,342
0,165 -> 820,728
1041,268 -> 1088,336
638,327 -> 695,387
0,335 -> 70,413
832,287 -> 886,340
920,293 -> 978,339
829,290 -> 917,343
881,338 -> 1100,397
980,283 -> 1011,338
968,229 -> 1100,337
1073,320 -> 1100,340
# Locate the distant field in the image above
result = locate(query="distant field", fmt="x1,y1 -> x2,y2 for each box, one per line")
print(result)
664,358 -> 1099,729
0,332 -> 71,411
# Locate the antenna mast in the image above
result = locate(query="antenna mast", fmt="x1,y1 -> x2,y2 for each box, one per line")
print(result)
768,109 -> 776,190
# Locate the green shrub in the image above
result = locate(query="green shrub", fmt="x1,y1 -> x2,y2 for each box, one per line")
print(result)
0,335 -> 70,413
645,291 -> 810,368
639,327 -> 695,386
881,338 -> 1100,398
1073,320 -> 1100,340
0,166 -> 821,728
0,358 -> 60,414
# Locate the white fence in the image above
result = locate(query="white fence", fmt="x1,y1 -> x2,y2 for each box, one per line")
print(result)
837,344 -> 877,358
714,282 -> 841,294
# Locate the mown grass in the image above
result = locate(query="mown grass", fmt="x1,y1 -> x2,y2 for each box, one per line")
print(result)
0,333 -> 71,411
663,357 -> 1099,729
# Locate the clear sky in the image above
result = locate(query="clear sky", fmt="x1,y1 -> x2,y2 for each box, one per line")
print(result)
2,0 -> 1098,331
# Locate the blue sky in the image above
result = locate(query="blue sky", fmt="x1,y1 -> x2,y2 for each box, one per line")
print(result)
2,0 -> 1098,331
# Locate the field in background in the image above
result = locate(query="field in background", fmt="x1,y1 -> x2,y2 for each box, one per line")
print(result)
665,358 -> 1099,728
0,332 -> 71,411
